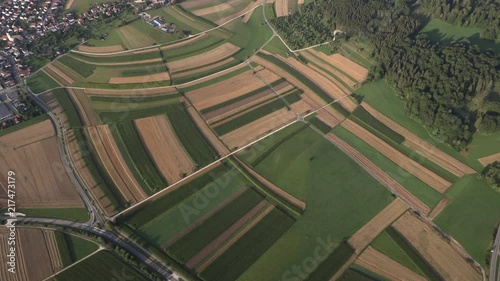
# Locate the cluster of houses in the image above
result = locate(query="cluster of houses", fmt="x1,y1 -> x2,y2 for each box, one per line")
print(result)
139,12 -> 177,34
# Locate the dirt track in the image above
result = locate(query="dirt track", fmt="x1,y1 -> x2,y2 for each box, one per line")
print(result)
325,134 -> 431,214
355,247 -> 427,281
134,115 -> 195,184
348,198 -> 408,252
362,102 -> 476,177
168,43 -> 240,73
109,72 -> 170,84
393,212 -> 482,281
341,119 -> 451,193
428,197 -> 449,220
69,55 -> 163,66
84,86 -> 178,96
479,152 -> 500,166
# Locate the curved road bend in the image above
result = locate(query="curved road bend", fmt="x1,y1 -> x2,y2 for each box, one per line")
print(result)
1,216 -> 180,280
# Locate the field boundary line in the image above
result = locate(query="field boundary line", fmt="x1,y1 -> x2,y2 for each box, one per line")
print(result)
41,248 -> 104,281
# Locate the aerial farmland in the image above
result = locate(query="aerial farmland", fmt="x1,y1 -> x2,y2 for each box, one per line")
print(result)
1,0 -> 498,280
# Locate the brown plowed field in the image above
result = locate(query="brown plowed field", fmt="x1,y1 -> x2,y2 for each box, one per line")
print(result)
108,72 -> 170,84
69,55 -> 163,66
428,197 -> 450,220
275,0 -> 289,17
84,86 -> 178,97
362,102 -> 475,177
192,2 -> 233,16
302,50 -> 357,88
78,45 -> 124,53
87,125 -> 147,204
393,212 -> 482,281
186,200 -> 268,269
172,57 -> 235,79
167,43 -> 240,73
0,228 -> 29,281
69,88 -> 100,126
134,115 -> 195,184
220,101 -> 306,149
160,34 -> 207,51
341,119 -> 451,193
348,198 -> 408,252
182,98 -> 230,156
196,204 -> 275,272
66,129 -> 116,216
325,133 -> 431,214
236,158 -> 306,210
0,120 -> 84,209
186,66 -> 279,110
324,53 -> 368,82
355,247 -> 427,281
162,186 -> 247,248
479,152 -> 500,166
45,63 -> 75,86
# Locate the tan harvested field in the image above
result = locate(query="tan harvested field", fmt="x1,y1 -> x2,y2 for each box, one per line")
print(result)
183,98 -> 230,156
77,45 -> 124,53
355,247 -> 427,281
160,34 -> 207,51
69,54 -> 163,66
307,63 -> 351,95
186,200 -> 268,269
348,198 -> 408,252
84,86 -> 178,97
204,82 -> 293,123
0,228 -> 62,281
341,119 -> 451,193
393,212 -> 482,281
167,43 -> 240,73
361,102 -> 476,177
275,0 -> 289,17
192,2 -> 233,16
324,53 -> 369,82
325,133 -> 431,214
0,120 -> 84,209
241,0 -> 269,23
172,57 -> 235,79
45,63 -> 75,85
135,115 -> 195,184
162,185 -> 247,248
479,152 -> 500,166
236,158 -> 306,210
302,50 -> 357,88
68,88 -> 100,126
181,0 -> 213,9
180,63 -> 248,88
428,197 -> 450,220
186,66 -> 278,110
196,204 -> 275,272
221,100 -> 308,149
298,0 -> 304,4
65,129 -> 116,216
86,125 -> 147,204
108,72 -> 170,84
285,57 -> 357,111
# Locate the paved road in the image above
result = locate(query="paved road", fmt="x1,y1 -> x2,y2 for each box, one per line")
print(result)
1,216 -> 180,280
490,228 -> 500,281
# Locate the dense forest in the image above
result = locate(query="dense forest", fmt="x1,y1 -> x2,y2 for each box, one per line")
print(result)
421,0 -> 500,40
272,0 -> 500,150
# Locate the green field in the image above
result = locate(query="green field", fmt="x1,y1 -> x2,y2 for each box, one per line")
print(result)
263,36 -> 290,57
338,267 -> 383,281
27,71 -> 60,94
304,242 -> 355,280
55,232 -> 99,267
308,115 -> 333,134
110,121 -> 167,194
435,175 -> 500,266
52,88 -> 83,128
355,79 -> 483,171
121,64 -> 168,76
71,50 -> 162,64
97,97 -> 181,122
420,19 -> 500,52
19,208 -> 89,222
351,106 -> 405,144
168,188 -> 263,263
200,208 -> 295,281
332,126 -> 443,208
52,250 -> 150,281
237,126 -> 393,281
58,56 -> 96,77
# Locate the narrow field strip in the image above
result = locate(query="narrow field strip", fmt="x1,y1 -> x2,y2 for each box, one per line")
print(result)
341,119 -> 451,193
109,72 -> 171,84
355,247 -> 427,281
275,0 -> 289,17
479,152 -> 500,166
325,133 -> 431,214
301,50 -> 357,88
427,197 -> 450,220
167,43 -> 240,72
78,45 -> 124,53
45,64 -> 75,86
84,86 -> 178,96
348,198 -> 408,252
361,102 -> 476,176
320,53 -> 369,82
172,57 -> 235,79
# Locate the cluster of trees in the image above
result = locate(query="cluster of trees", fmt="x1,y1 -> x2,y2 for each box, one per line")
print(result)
480,113 -> 500,134
482,161 -> 500,192
272,0 -> 500,150
421,0 -> 500,40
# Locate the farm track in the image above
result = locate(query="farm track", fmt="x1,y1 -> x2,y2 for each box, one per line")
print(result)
341,119 -> 452,193
69,55 -> 163,66
348,198 -> 408,252
84,85 -> 178,97
393,212 -> 482,281
160,34 -> 208,51
355,247 -> 427,281
325,133 -> 431,214
361,102 -> 476,177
